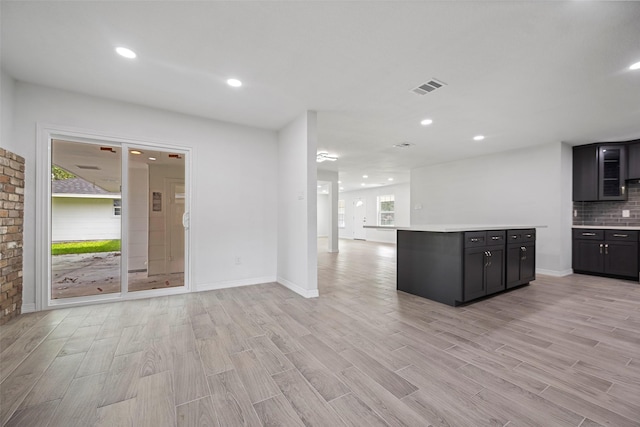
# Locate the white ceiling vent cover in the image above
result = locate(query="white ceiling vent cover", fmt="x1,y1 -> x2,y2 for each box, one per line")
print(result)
393,142 -> 414,148
411,78 -> 447,95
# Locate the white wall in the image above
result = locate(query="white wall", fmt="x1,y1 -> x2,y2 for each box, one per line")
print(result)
339,182 -> 410,244
1,70 -> 15,150
51,197 -> 120,241
317,193 -> 329,237
13,82 -> 279,309
277,111 -> 318,297
317,170 -> 339,252
411,142 -> 572,275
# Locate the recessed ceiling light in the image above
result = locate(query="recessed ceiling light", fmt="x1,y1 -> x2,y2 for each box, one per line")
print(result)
338,181 -> 342,184
340,187 -> 344,190
148,157 -> 156,161
388,177 -> 394,181
115,47 -> 136,59
361,183 -> 366,186
420,119 -> 433,126
473,135 -> 485,141
362,175 -> 368,178
630,61 -> 640,71
317,185 -> 322,188
130,150 -> 142,155
227,78 -> 242,87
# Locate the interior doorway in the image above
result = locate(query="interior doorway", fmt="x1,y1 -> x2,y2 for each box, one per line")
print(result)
49,138 -> 188,302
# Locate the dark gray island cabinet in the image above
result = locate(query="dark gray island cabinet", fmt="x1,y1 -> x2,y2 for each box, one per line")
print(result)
397,227 -> 537,306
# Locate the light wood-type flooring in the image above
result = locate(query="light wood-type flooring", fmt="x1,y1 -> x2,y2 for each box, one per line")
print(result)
2,238 -> 640,426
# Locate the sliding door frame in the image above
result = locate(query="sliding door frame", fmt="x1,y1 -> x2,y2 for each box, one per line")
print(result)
36,123 -> 192,311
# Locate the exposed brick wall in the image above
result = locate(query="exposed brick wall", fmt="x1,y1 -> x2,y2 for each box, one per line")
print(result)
573,180 -> 640,227
0,148 -> 25,325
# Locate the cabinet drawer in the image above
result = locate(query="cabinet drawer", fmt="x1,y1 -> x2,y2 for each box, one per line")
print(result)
464,231 -> 486,248
605,230 -> 639,241
487,230 -> 505,244
573,229 -> 604,240
507,229 -> 535,243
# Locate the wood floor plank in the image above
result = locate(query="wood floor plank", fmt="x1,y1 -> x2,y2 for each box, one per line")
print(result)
230,349 -> 280,404
96,397 -> 136,427
329,393 -> 390,427
272,368 -> 347,427
197,337 -> 234,376
49,372 -> 107,427
75,336 -> 119,377
297,333 -> 353,372
57,325 -> 101,356
0,338 -> 66,425
173,350 -> 208,406
285,348 -> 351,402
0,325 -> 56,382
5,399 -> 60,427
139,337 -> 173,377
248,334 -> 295,375
99,351 -> 143,407
19,352 -> 85,410
340,348 -> 418,399
207,369 -> 262,427
337,366 -> 426,427
133,371 -> 176,427
176,396 -> 219,427
253,394 -> 306,427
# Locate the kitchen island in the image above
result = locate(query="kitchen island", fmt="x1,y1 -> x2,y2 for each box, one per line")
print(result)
390,225 -> 543,306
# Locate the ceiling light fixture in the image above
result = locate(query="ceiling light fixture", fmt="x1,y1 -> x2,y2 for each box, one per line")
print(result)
340,187 -> 344,190
362,175 -> 368,178
115,47 -> 137,59
316,152 -> 338,162
630,61 -> 640,71
420,119 -> 433,126
227,78 -> 242,87
361,183 -> 366,186
473,135 -> 485,141
388,178 -> 394,181
148,157 -> 156,161
130,150 -> 142,155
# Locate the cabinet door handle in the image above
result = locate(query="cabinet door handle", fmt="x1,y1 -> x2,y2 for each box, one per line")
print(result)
511,235 -> 518,239
526,234 -> 532,238
491,236 -> 501,240
605,244 -> 608,255
471,238 -> 479,242
582,232 -> 597,236
613,234 -> 628,238
599,243 -> 603,254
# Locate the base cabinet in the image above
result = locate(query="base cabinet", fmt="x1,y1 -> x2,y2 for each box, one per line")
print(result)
506,229 -> 536,289
573,229 -> 639,280
397,228 -> 535,307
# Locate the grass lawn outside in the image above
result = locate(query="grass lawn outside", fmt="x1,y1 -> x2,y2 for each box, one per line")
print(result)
52,239 -> 121,255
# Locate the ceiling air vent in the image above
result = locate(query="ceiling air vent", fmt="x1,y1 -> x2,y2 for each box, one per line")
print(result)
76,165 -> 101,170
393,142 -> 414,149
411,78 -> 447,95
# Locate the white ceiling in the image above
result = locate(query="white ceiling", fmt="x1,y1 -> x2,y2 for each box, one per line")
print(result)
3,1 -> 640,192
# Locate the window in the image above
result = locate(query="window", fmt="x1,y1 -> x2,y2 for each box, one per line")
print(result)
113,199 -> 121,216
338,199 -> 345,228
377,195 -> 394,226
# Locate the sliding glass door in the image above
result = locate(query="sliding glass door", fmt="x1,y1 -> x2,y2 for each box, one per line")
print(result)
49,138 -> 188,304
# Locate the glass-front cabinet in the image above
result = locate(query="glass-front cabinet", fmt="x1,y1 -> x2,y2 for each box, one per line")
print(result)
598,145 -> 627,200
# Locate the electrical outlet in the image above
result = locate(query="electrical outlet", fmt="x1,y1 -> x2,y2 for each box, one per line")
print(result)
235,256 -> 241,265
622,210 -> 630,218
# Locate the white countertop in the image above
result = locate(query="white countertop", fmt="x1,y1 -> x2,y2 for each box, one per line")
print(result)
573,225 -> 640,231
364,225 -> 546,232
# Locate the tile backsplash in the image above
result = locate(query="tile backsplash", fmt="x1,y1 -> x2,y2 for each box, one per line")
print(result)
573,180 -> 640,226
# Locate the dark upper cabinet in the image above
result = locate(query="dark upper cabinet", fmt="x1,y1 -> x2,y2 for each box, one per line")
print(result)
573,143 -> 628,201
628,141 -> 640,180
598,145 -> 627,200
573,145 -> 598,201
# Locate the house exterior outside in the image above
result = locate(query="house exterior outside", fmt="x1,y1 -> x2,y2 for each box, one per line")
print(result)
51,177 -> 121,242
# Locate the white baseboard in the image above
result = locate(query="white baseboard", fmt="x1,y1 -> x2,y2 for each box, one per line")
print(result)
277,277 -> 319,298
21,303 -> 36,313
195,276 -> 277,292
536,268 -> 573,277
